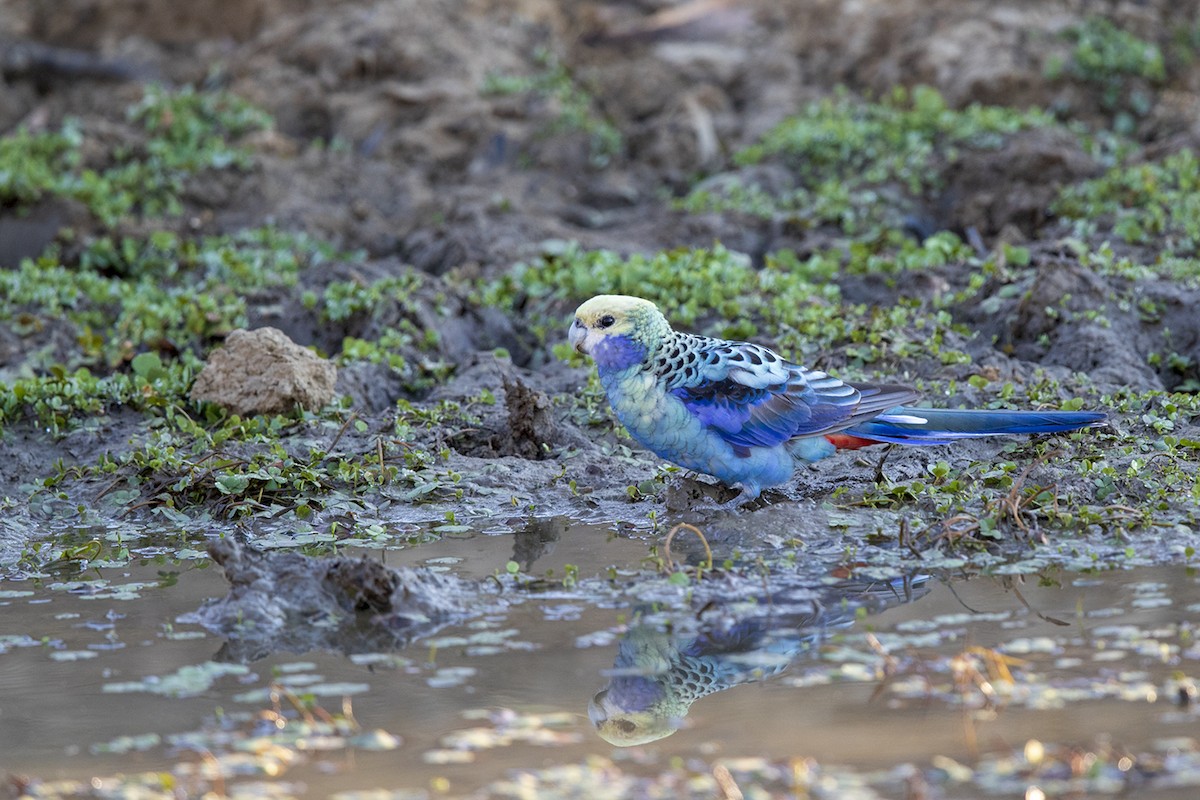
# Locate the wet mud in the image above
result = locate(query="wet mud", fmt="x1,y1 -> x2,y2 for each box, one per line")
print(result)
187,537 -> 486,662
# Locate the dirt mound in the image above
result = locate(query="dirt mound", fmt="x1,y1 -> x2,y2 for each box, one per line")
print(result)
187,536 -> 487,662
937,127 -> 1101,238
958,258 -> 1200,391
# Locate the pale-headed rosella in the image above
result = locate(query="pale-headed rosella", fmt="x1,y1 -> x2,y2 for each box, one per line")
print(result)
568,295 -> 1105,502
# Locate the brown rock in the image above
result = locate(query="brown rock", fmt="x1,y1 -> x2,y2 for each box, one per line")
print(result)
190,327 -> 337,415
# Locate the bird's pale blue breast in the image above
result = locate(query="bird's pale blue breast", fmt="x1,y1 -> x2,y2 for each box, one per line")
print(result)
593,334 -> 647,374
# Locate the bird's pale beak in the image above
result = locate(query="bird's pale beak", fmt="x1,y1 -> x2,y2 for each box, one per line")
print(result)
587,690 -> 609,726
569,319 -> 588,354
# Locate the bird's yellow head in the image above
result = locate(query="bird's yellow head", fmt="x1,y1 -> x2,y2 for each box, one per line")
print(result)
568,295 -> 670,371
589,688 -> 682,746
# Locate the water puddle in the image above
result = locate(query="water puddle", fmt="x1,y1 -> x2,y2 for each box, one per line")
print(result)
1,520 -> 1198,798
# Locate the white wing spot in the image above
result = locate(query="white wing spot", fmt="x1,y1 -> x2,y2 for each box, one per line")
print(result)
876,413 -> 928,425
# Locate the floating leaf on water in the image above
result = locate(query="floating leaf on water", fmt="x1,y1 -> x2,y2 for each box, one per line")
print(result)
173,548 -> 210,560
102,662 -> 250,697
276,674 -> 323,688
425,636 -> 469,649
423,748 -> 475,764
427,666 -> 477,689
1002,637 -> 1061,655
349,729 -> 403,751
91,733 -> 163,756
834,662 -> 876,681
274,661 -> 318,674
575,630 -> 617,648
300,682 -> 371,697
233,688 -> 272,704
465,646 -> 504,656
291,734 -> 346,751
0,634 -> 52,653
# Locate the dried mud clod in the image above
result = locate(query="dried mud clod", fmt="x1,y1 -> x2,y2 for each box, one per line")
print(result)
501,374 -> 558,460
188,537 -> 485,662
437,360 -> 590,461
190,327 -> 337,415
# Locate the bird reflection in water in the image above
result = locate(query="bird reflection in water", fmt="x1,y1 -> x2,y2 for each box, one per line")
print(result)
589,574 -> 931,746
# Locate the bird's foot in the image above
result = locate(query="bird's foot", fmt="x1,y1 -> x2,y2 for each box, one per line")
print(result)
710,491 -> 760,513
701,483 -> 765,513
665,476 -> 750,512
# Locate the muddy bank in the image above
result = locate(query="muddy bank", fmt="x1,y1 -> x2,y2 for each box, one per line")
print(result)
187,537 -> 485,661
0,0 -> 1198,568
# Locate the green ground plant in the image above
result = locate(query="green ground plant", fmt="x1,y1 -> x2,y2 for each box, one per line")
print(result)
306,274 -> 454,393
1054,149 -> 1200,257
0,222 -> 461,436
0,228 -> 321,375
483,241 -> 974,373
0,86 -> 270,227
483,49 -> 623,168
1048,16 -> 1165,132
680,86 -> 1053,237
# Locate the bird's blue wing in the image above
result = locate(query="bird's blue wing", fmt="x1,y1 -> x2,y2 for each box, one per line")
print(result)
668,340 -> 919,449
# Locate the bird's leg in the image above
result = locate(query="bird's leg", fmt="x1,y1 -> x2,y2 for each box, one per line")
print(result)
678,479 -> 758,513
709,483 -> 759,513
706,493 -> 750,513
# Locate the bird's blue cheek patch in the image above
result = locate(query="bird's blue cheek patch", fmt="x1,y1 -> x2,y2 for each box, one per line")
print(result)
593,335 -> 647,372
605,674 -> 666,710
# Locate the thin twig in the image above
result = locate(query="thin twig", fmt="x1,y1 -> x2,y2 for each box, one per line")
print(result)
1002,449 -> 1060,532
328,410 -> 358,452
662,522 -> 713,574
713,762 -> 744,800
1009,580 -> 1070,627
378,437 -> 388,484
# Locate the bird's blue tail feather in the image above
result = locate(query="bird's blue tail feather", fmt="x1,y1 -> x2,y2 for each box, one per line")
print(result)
846,406 -> 1106,446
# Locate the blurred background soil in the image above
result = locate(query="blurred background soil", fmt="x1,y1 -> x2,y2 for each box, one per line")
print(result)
4,0 -> 1199,271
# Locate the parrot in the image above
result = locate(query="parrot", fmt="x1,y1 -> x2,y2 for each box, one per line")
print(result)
568,294 -> 1105,503
590,574 -> 932,745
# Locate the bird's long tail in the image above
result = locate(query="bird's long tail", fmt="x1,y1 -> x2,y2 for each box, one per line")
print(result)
831,406 -> 1106,448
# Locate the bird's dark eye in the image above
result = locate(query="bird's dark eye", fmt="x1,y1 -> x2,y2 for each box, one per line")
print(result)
598,315 -> 616,329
